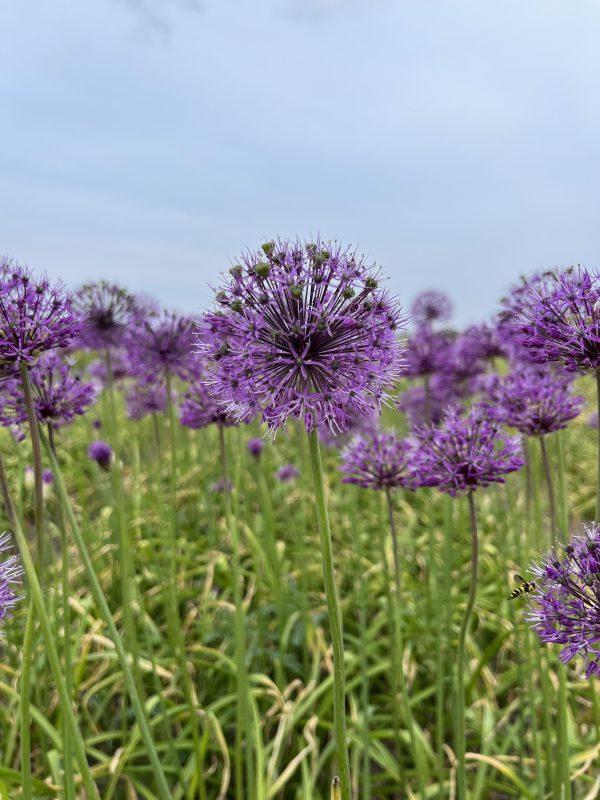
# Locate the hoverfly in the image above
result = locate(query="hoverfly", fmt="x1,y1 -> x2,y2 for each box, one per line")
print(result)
508,574 -> 537,600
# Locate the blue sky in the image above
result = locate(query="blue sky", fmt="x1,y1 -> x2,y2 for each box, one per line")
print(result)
2,0 -> 600,325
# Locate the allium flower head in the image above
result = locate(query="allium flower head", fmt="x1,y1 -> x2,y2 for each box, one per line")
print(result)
200,237 -> 406,434
73,281 -> 136,350
398,373 -> 458,427
247,438 -> 264,458
512,267 -> 600,372
0,533 -> 22,622
404,327 -> 455,379
527,522 -> 600,677
179,378 -> 236,429
411,404 -> 524,495
410,289 -> 453,326
276,464 -> 300,482
0,352 -> 97,429
340,429 -> 417,490
126,379 -> 169,421
483,364 -> 584,437
0,263 -> 81,379
88,440 -> 114,471
126,308 -> 197,382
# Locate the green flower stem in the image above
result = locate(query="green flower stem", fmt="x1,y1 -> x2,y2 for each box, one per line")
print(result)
164,370 -> 206,799
539,436 -> 557,544
219,424 -> 250,800
39,431 -> 172,800
20,603 -> 34,800
307,429 -> 351,800
456,489 -> 480,800
385,489 -> 428,798
19,364 -> 44,569
0,450 -> 101,800
48,425 -> 76,800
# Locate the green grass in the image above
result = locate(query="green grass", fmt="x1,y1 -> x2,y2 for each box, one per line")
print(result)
0,379 -> 599,799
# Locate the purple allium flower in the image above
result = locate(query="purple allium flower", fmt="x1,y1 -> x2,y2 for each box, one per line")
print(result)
73,281 -> 136,351
397,373 -> 458,427
179,378 -> 236,429
87,440 -> 114,471
453,323 -> 506,364
199,238 -> 406,434
526,522 -> 600,677
125,308 -> 197,382
0,263 -> 82,379
403,327 -> 455,379
276,464 -> 300,482
247,438 -> 264,458
209,477 -> 233,494
483,364 -> 584,437
126,379 -> 169,421
512,267 -> 600,372
0,534 -> 22,622
92,418 -> 102,430
340,429 -> 417,491
88,350 -> 129,385
410,289 -> 453,326
411,404 -> 524,496
42,469 -> 53,485
0,352 -> 97,429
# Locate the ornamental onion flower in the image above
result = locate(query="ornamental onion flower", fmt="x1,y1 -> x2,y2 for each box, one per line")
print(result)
412,404 -> 524,496
410,289 -> 453,326
247,438 -> 264,458
179,377 -> 236,430
0,352 -> 97,430
87,440 -> 114,471
0,533 -> 22,623
527,522 -> 600,677
0,263 -> 82,379
126,379 -> 169,421
200,237 -> 406,434
513,267 -> 600,372
125,308 -> 197,383
483,364 -> 584,437
340,429 -> 417,490
73,281 -> 137,351
276,464 -> 300,482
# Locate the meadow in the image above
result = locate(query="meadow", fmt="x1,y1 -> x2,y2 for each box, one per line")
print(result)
0,248 -> 599,800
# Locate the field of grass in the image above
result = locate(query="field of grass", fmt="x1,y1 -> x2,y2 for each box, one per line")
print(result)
1,367 -> 599,799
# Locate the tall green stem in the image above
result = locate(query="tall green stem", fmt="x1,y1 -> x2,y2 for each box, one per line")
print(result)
19,364 -> 44,568
385,489 -> 427,797
539,436 -> 557,544
456,490 -> 479,799
307,430 -> 351,800
40,433 -> 172,800
0,450 -> 101,800
164,370 -> 205,800
219,424 -> 250,800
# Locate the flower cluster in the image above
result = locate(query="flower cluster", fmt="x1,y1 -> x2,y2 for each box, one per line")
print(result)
527,523 -> 600,677
0,264 -> 81,379
73,281 -> 137,350
0,534 -> 22,623
126,380 -> 169,421
512,267 -> 600,372
410,289 -> 453,326
411,404 -> 524,495
340,428 -> 416,491
88,440 -> 114,471
0,352 -> 97,430
483,364 -> 584,437
200,238 -> 406,434
125,308 -> 197,382
179,378 -> 235,429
